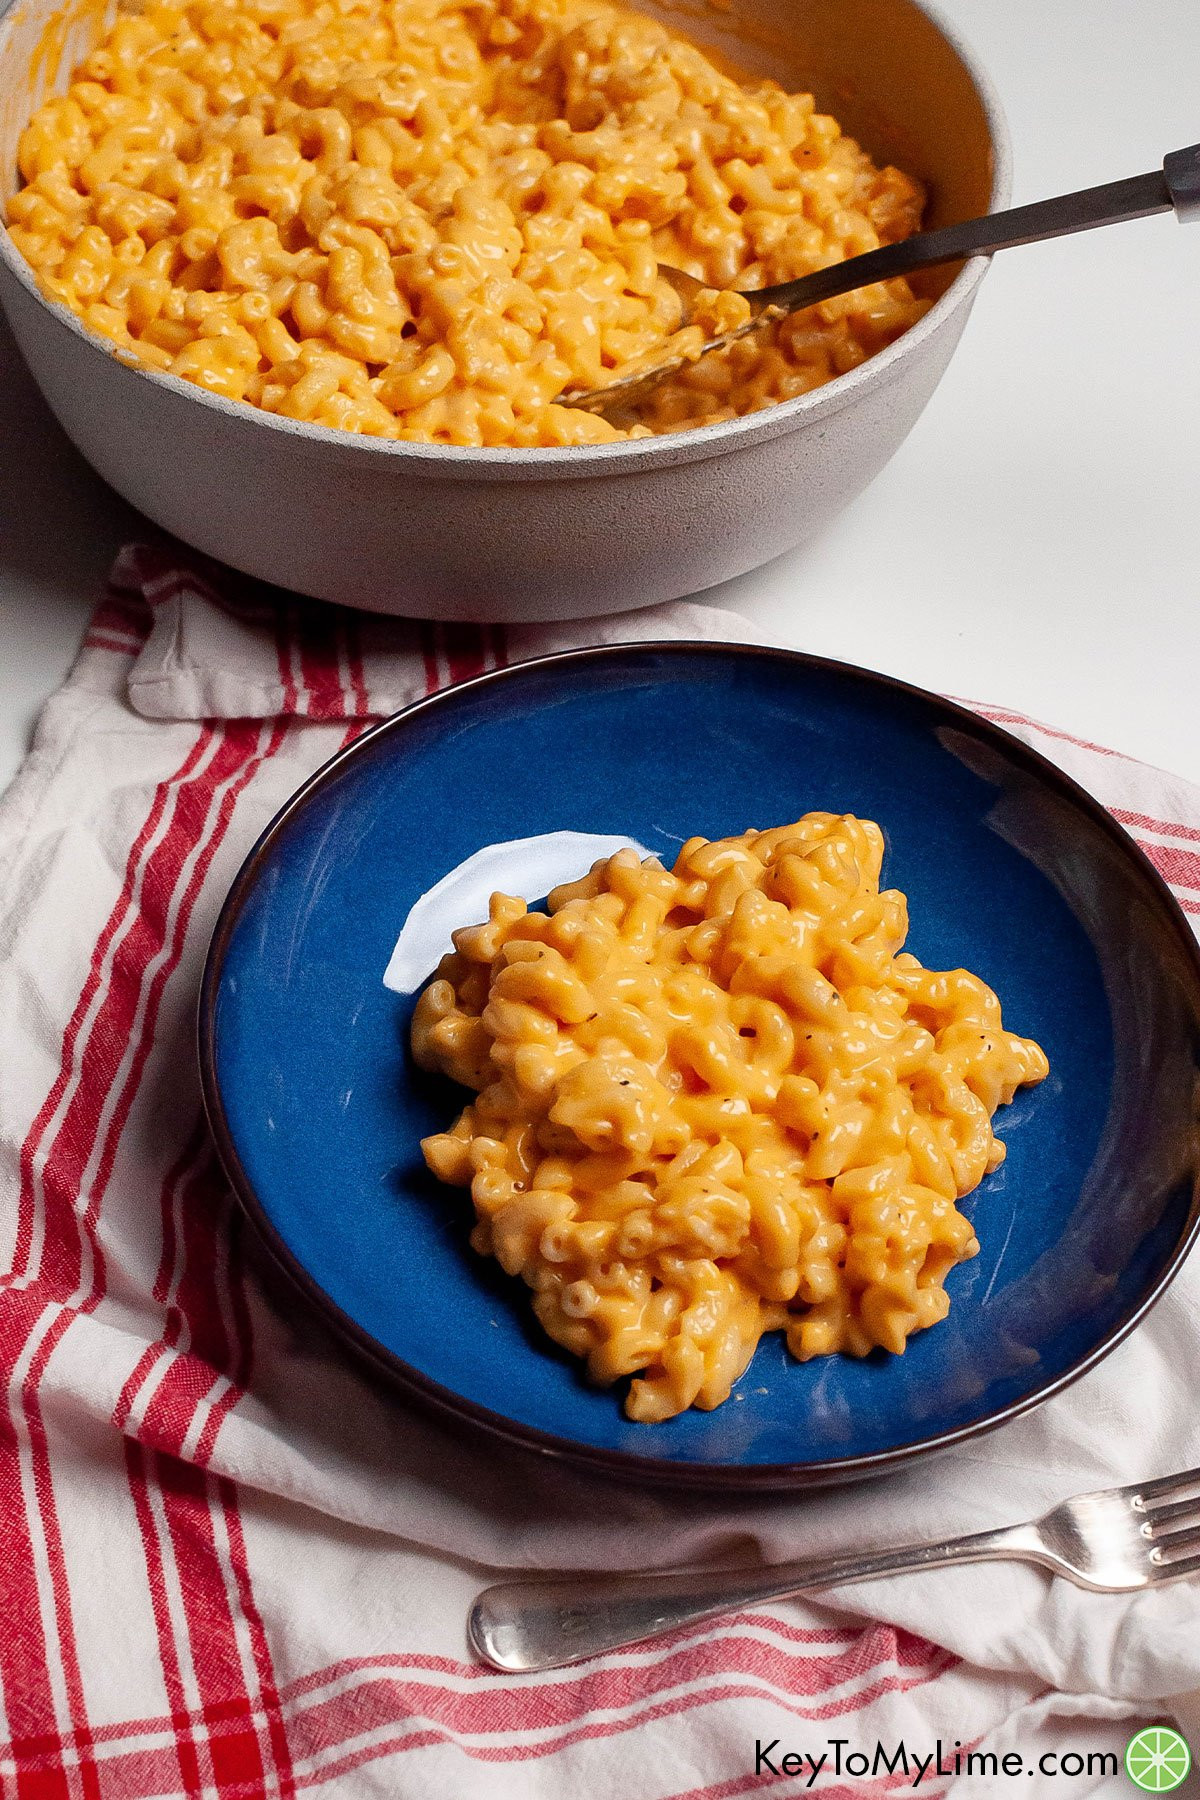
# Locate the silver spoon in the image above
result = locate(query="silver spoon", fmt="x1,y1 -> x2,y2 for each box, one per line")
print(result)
560,143 -> 1200,419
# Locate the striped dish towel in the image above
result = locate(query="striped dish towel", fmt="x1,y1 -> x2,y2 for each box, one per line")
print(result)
1,541 -> 1197,1800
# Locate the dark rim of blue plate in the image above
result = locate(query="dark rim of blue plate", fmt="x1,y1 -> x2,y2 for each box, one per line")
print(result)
198,643 -> 1200,1490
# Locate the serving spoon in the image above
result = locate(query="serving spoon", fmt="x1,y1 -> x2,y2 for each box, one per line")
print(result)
560,143 -> 1200,419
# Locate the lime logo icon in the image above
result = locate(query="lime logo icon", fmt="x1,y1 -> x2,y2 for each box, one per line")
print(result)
1125,1726 -> 1192,1792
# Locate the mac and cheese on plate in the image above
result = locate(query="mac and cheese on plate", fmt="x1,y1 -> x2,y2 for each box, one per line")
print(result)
413,817 -> 1049,1422
9,0 -> 930,444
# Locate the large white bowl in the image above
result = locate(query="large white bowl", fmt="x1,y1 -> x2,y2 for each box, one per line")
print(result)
0,0 -> 1008,621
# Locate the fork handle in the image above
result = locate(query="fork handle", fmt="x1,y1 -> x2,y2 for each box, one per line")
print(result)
753,148 -> 1199,320
469,1521 -> 1047,1671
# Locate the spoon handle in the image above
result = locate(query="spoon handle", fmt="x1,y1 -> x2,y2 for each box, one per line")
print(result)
754,148 -> 1197,319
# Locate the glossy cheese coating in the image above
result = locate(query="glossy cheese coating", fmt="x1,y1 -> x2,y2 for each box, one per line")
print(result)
413,816 -> 1049,1421
10,0 -> 929,443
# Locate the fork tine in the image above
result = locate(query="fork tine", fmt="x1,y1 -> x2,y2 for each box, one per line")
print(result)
1148,1521 -> 1200,1556
1141,1495 -> 1200,1527
1149,1545 -> 1200,1578
1128,1467 -> 1200,1507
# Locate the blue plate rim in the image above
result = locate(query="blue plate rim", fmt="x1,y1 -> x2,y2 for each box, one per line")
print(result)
197,642 -> 1200,1490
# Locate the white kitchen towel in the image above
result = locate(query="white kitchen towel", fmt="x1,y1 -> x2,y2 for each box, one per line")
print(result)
1,539 -> 1195,1798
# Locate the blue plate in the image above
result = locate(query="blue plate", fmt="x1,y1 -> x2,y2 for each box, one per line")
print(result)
199,646 -> 1200,1489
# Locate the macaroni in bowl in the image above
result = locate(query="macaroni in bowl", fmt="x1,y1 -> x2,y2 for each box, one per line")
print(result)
8,0 -> 930,445
412,817 -> 1050,1422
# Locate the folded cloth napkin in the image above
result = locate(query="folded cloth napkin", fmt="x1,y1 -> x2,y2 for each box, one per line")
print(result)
1,541 -> 1197,1799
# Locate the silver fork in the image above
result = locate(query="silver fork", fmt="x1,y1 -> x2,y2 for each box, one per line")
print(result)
470,1465 -> 1200,1672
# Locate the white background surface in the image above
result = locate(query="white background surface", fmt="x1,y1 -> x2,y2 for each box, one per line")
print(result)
1,0 -> 1198,791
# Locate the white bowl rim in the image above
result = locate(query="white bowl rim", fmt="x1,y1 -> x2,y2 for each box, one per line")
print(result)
0,0 -> 1012,483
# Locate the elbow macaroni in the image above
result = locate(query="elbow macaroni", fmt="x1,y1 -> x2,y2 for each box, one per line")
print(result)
8,0 -> 930,445
413,817 -> 1050,1422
